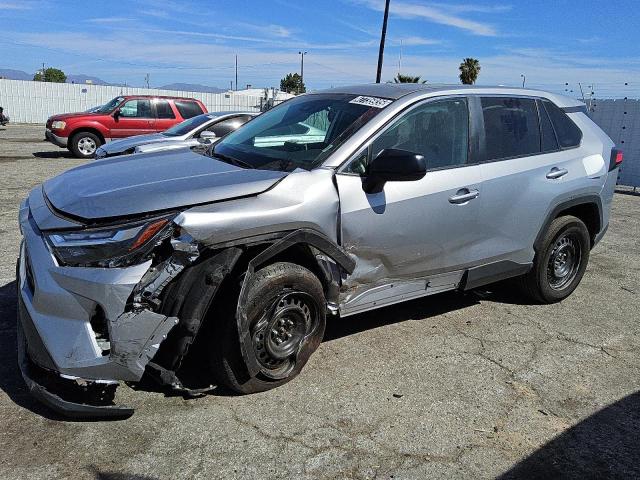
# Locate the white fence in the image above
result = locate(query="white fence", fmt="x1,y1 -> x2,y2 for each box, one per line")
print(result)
0,79 -> 266,124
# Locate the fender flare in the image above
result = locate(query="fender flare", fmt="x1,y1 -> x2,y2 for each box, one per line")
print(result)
235,228 -> 355,377
533,195 -> 603,252
68,122 -> 109,142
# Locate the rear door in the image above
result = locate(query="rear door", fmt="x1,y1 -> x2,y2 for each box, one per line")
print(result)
152,99 -> 178,133
110,98 -> 155,138
476,96 -> 588,266
336,96 -> 487,314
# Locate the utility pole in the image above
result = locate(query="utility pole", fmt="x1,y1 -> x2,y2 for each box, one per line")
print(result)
235,55 -> 238,91
144,73 -> 150,89
520,74 -> 526,88
41,62 -> 45,81
398,39 -> 403,76
298,51 -> 307,94
230,80 -> 233,91
376,0 -> 391,83
577,82 -> 586,103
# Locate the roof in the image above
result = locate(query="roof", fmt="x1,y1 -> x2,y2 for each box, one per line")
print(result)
119,95 -> 200,101
312,83 -> 583,107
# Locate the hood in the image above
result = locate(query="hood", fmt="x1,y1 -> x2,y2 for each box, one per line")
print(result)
99,133 -> 168,155
49,112 -> 107,121
43,149 -> 288,221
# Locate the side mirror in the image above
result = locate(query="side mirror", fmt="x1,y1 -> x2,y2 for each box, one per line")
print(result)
199,130 -> 217,143
113,109 -> 120,120
363,148 -> 427,193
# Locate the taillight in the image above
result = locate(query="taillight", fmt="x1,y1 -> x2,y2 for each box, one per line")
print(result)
609,148 -> 623,171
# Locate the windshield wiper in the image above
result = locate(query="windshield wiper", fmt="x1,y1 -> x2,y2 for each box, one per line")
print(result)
210,152 -> 255,169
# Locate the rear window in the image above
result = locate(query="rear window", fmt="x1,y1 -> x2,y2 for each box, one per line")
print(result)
542,100 -> 582,148
481,97 -> 541,161
175,101 -> 204,119
155,100 -> 175,119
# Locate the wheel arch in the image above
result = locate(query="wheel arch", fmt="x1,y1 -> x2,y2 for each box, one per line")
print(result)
69,126 -> 106,145
534,195 -> 603,251
234,228 -> 354,378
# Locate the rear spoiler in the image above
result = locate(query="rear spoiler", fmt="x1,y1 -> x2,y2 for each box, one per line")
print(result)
562,105 -> 588,114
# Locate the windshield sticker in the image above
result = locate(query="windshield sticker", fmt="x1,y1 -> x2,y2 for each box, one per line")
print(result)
349,96 -> 392,108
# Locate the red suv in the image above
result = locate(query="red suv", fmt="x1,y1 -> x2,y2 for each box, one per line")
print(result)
45,95 -> 208,158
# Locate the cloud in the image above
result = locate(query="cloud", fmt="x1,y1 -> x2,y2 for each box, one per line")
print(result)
87,17 -> 134,24
355,0 -> 500,36
0,1 -> 34,9
10,27 -> 636,95
389,36 -> 442,46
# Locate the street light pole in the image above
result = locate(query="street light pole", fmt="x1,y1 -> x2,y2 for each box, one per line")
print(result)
376,0 -> 391,83
298,51 -> 307,94
520,74 -> 526,88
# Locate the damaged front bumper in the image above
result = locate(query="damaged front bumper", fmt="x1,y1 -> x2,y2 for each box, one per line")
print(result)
16,213 -> 181,418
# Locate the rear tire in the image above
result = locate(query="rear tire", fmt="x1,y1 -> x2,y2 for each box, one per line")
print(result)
210,262 -> 326,394
519,215 -> 590,303
69,131 -> 101,158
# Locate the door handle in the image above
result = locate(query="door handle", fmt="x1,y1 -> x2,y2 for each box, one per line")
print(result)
546,167 -> 568,179
449,188 -> 479,204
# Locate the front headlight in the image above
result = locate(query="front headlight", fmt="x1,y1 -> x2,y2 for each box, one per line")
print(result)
51,121 -> 66,130
46,216 -> 174,267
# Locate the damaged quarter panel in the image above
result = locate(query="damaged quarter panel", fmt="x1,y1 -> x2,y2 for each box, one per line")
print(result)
174,168 -> 339,245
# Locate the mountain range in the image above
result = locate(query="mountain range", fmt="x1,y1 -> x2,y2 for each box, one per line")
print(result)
0,68 -> 226,93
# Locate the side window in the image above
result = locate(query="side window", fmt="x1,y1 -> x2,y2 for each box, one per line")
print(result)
481,97 -> 540,160
542,100 -> 582,148
347,98 -> 469,173
155,100 -> 175,119
537,100 -> 559,152
175,101 -> 204,119
208,118 -> 240,137
119,99 -> 153,118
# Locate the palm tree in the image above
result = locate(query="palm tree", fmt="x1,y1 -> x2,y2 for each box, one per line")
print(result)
393,73 -> 427,84
459,58 -> 481,85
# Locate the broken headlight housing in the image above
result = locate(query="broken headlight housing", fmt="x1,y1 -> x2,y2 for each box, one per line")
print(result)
46,216 -> 175,268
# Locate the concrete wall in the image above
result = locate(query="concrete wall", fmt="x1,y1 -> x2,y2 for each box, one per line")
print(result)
589,99 -> 639,188
0,79 -> 266,123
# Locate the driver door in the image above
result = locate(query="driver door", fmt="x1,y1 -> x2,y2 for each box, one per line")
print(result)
336,97 -> 486,315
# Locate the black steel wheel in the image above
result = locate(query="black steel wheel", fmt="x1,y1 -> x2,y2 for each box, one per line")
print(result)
210,262 -> 326,394
519,215 -> 590,303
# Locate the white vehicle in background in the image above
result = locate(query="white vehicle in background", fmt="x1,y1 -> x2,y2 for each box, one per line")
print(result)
253,122 -> 326,148
95,112 -> 256,159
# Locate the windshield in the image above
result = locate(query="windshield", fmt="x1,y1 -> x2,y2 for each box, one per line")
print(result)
96,97 -> 125,114
163,114 -> 212,137
211,93 -> 386,171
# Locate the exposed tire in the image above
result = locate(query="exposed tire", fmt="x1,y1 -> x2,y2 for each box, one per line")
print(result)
519,215 -> 590,303
210,262 -> 326,394
69,131 -> 101,158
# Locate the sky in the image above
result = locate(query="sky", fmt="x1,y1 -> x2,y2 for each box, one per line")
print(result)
0,0 -> 638,96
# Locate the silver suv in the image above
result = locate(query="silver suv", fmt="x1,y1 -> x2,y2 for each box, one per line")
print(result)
17,84 -> 621,418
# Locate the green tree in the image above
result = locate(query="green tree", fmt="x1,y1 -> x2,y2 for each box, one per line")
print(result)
33,67 -> 67,83
458,58 -> 481,85
280,73 -> 305,94
392,73 -> 427,83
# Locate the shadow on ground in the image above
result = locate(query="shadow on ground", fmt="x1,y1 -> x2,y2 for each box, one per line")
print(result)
87,465 -> 160,480
32,150 -> 75,159
499,391 -> 640,479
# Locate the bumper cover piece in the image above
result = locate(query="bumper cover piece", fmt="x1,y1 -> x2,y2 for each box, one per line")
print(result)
17,303 -> 134,419
45,130 -> 68,148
